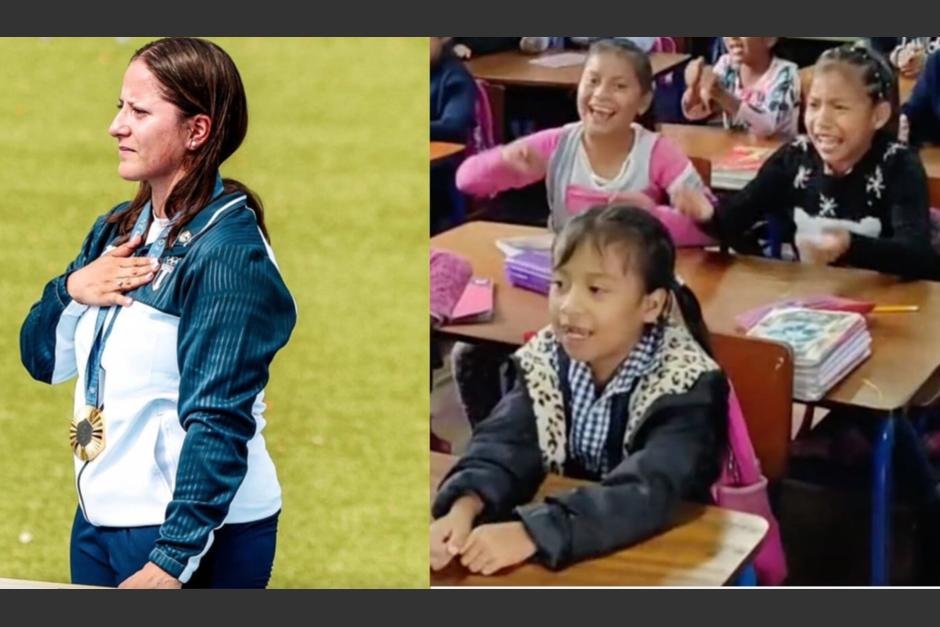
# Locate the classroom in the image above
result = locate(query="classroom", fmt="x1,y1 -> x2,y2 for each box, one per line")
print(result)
430,36 -> 940,587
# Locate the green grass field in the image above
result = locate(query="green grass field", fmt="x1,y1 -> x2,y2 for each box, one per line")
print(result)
0,37 -> 428,587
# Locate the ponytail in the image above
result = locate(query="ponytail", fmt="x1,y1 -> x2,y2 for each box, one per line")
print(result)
669,280 -> 713,357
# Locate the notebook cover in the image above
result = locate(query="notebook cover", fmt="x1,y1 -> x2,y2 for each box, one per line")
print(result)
451,278 -> 494,323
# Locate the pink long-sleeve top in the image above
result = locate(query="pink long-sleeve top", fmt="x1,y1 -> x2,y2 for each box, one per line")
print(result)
457,122 -> 716,247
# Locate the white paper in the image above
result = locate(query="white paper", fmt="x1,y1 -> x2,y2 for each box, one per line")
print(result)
528,52 -> 587,68
495,234 -> 555,257
794,207 -> 882,238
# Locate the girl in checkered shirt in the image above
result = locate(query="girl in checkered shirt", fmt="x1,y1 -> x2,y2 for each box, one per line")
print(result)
431,205 -> 728,574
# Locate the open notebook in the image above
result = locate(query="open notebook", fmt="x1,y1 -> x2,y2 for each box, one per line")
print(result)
450,278 -> 495,323
431,249 -> 494,325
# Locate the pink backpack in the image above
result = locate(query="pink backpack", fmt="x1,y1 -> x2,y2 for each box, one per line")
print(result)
468,79 -> 497,156
650,37 -> 678,53
712,384 -> 789,586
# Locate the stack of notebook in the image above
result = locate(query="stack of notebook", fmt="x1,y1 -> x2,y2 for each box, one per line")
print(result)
746,307 -> 871,401
711,145 -> 775,191
735,295 -> 875,332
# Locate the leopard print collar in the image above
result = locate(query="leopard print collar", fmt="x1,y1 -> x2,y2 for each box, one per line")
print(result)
513,320 -> 719,474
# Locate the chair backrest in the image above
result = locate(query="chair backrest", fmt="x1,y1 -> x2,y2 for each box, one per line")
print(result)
690,156 -> 712,187
711,333 -> 794,481
799,66 -> 815,95
798,66 -> 814,133
480,80 -> 505,146
671,37 -> 690,53
930,207 -> 940,254
930,178 -> 940,212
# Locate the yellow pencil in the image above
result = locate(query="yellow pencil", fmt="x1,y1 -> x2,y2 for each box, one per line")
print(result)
872,305 -> 920,313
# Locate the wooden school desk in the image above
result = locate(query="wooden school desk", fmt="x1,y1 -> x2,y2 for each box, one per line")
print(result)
433,221 -> 940,411
659,123 -> 782,166
431,142 -> 464,163
431,221 -> 940,584
466,50 -> 690,88
430,453 -> 768,586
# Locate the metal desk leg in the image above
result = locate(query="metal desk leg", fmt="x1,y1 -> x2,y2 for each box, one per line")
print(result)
871,412 -> 896,585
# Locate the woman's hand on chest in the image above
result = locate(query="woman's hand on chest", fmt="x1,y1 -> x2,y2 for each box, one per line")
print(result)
67,234 -> 159,307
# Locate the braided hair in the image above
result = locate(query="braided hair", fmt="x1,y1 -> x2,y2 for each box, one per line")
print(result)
815,41 -> 900,135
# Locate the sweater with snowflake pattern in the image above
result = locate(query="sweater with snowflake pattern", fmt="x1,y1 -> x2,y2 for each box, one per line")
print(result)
705,131 -> 938,279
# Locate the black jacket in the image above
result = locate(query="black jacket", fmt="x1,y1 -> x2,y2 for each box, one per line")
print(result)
432,322 -> 727,570
706,131 -> 939,280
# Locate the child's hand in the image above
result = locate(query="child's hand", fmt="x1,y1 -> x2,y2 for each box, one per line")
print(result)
683,58 -> 705,109
684,57 -> 704,91
430,494 -> 482,571
459,522 -> 537,576
501,141 -> 548,178
898,44 -> 926,78
672,186 -> 715,223
896,44 -> 912,68
607,190 -> 656,211
899,113 -> 911,144
795,229 -> 851,265
901,49 -> 926,78
699,66 -> 722,103
430,514 -> 471,571
453,43 -> 472,60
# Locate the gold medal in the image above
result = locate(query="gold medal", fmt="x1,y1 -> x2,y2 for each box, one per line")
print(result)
70,405 -> 106,461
